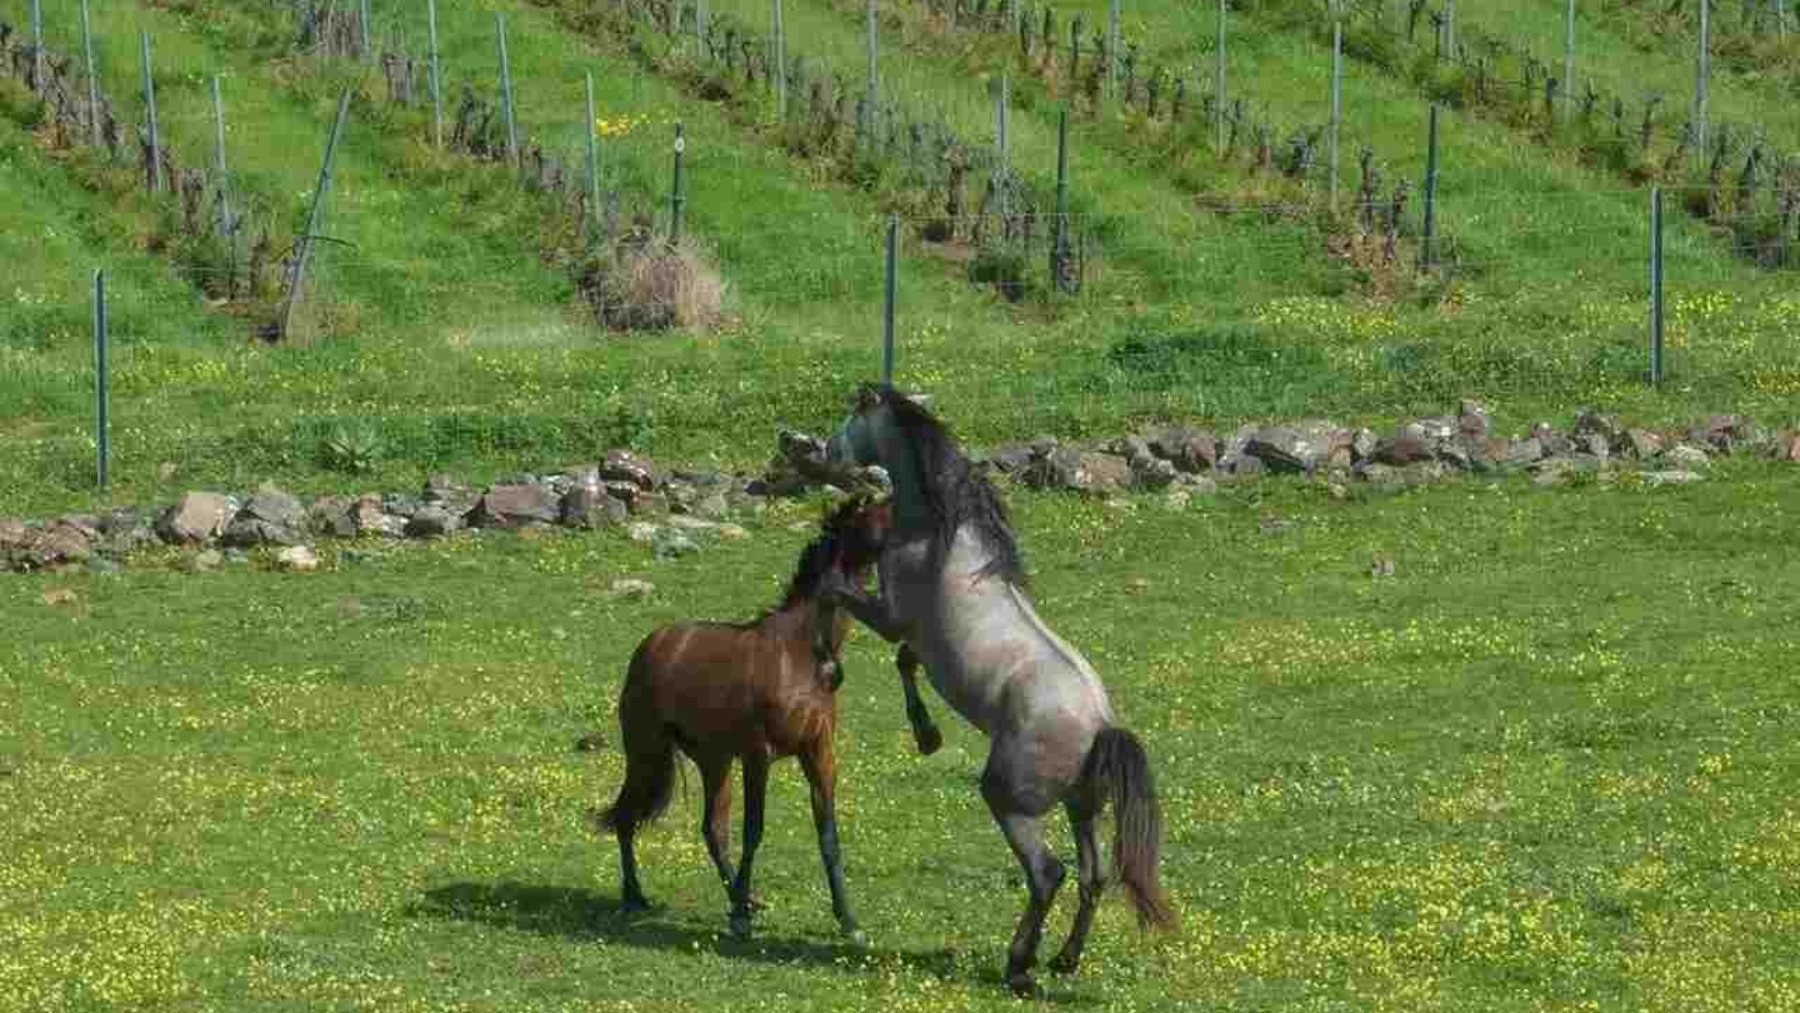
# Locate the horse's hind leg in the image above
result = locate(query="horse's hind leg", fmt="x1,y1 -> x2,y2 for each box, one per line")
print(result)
799,738 -> 864,943
896,645 -> 942,755
698,755 -> 737,903
1049,798 -> 1103,975
727,753 -> 770,939
982,768 -> 1066,998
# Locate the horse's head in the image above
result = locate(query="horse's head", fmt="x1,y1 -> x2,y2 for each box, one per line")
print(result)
824,384 -> 890,471
822,495 -> 892,577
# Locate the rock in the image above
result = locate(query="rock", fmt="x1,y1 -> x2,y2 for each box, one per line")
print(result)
469,484 -> 559,528
1148,426 -> 1219,473
97,508 -> 156,555
1666,444 -> 1711,470
1645,470 -> 1705,486
1349,427 -> 1379,463
1696,413 -> 1761,454
989,444 -> 1036,474
1531,422 -> 1573,457
718,524 -> 749,541
1370,555 -> 1396,578
1504,437 -> 1545,468
0,518 -> 31,555
609,578 -> 656,599
306,496 -> 358,538
380,493 -> 422,520
1223,453 -> 1266,479
276,545 -> 320,572
157,492 -> 234,544
1782,432 -> 1800,463
1619,428 -> 1665,460
628,491 -> 670,517
156,461 -> 179,482
627,522 -> 660,544
1356,462 -> 1405,488
687,492 -> 731,521
221,517 -> 305,547
1131,456 -> 1179,489
1573,432 -> 1611,459
19,523 -> 93,569
561,485 -> 628,529
351,494 -> 406,537
667,514 -> 719,532
602,449 -> 663,491
405,505 -> 462,538
1573,409 -> 1622,443
1374,431 -> 1432,466
1034,449 -> 1132,494
1457,400 -> 1490,440
1242,421 -> 1342,475
241,484 -> 305,528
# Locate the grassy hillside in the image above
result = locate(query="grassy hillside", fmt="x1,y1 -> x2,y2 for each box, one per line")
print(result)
0,0 -> 1796,518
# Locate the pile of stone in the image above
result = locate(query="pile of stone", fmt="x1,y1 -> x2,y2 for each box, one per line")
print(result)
4,406 -> 1797,574
988,403 -> 1800,496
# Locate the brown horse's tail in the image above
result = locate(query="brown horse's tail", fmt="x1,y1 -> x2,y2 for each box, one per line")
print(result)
1084,726 -> 1177,930
593,649 -> 677,836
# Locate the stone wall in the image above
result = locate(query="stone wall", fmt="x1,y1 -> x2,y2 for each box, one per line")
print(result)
5,405 -> 1798,573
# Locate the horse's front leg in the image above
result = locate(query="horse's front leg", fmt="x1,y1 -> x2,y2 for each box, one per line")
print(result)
896,644 -> 942,756
798,740 -> 867,945
818,566 -> 909,645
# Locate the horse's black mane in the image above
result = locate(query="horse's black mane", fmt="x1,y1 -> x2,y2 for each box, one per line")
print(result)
777,497 -> 864,609
873,385 -> 1026,586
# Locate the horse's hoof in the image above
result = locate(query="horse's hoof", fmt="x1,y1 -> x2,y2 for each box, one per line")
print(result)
1048,951 -> 1081,975
1007,972 -> 1040,999
843,927 -> 869,948
915,725 -> 943,756
728,912 -> 753,939
620,896 -> 651,916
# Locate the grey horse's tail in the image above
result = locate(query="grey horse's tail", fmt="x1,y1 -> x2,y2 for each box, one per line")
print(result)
1084,727 -> 1177,930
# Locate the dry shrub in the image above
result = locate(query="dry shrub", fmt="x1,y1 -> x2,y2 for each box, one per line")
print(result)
579,227 -> 725,333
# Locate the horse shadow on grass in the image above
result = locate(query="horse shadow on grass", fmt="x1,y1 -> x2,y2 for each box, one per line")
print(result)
411,881 -> 1032,994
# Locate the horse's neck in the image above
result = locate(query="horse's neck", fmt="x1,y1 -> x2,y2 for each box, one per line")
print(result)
770,595 -> 846,653
885,444 -> 942,543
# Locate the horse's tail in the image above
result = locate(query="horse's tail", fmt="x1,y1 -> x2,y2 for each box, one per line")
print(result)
1084,726 -> 1177,931
592,644 -> 676,836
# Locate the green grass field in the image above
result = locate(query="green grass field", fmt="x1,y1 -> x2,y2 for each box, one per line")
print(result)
4,0 -> 1800,1007
5,471 -> 1800,1010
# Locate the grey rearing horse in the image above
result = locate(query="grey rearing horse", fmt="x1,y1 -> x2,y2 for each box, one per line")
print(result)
823,385 -> 1175,997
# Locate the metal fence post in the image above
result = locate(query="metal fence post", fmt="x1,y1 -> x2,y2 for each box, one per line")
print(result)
29,0 -> 43,91
773,0 -> 787,118
360,0 -> 374,60
883,214 -> 897,388
864,0 -> 878,143
1051,107 -> 1074,293
82,0 -> 101,150
1107,0 -> 1121,99
1329,15 -> 1342,210
1695,0 -> 1709,163
279,90 -> 353,341
585,72 -> 601,240
670,122 -> 686,243
140,31 -> 164,192
211,76 -> 231,227
1421,104 -> 1440,271
496,13 -> 519,169
427,0 -> 443,148
1563,0 -> 1576,122
94,269 -> 109,490
1214,0 -> 1226,156
1649,186 -> 1664,386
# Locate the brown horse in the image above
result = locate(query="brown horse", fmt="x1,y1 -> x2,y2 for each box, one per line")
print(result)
593,497 -> 891,943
